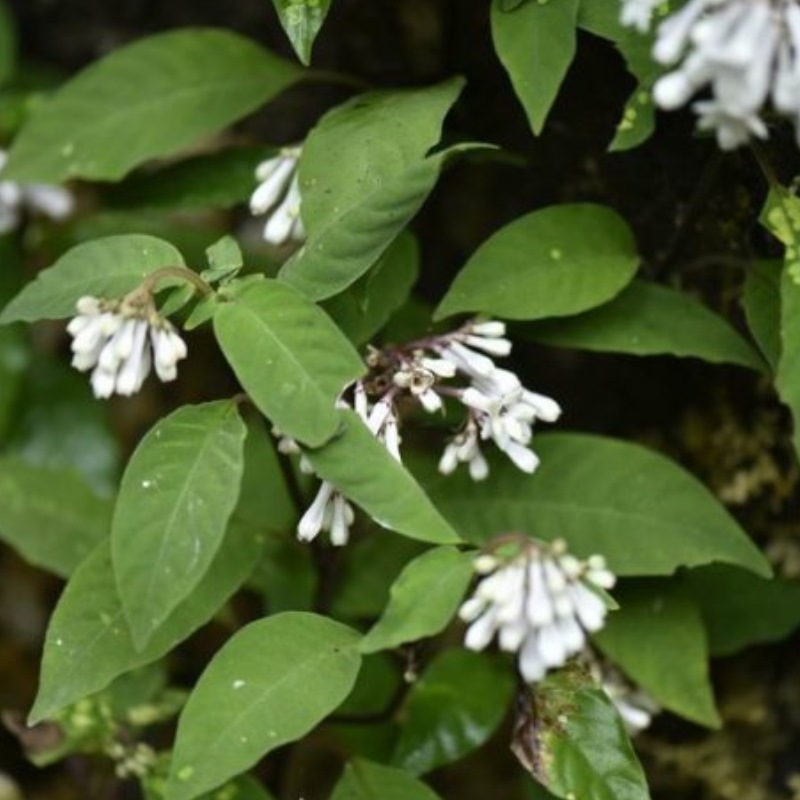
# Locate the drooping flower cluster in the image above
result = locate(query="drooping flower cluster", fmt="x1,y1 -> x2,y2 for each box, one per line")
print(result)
620,0 -> 800,149
367,319 -> 561,479
0,149 -> 74,233
459,537 -> 616,683
250,146 -> 305,246
68,294 -> 187,399
280,319 -> 561,547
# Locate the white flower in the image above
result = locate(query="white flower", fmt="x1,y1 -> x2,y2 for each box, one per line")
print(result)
438,420 -> 489,480
594,662 -> 660,734
459,539 -> 616,684
620,0 -> 662,32
297,480 -> 355,546
0,149 -> 74,234
250,146 -> 305,246
623,0 -> 800,149
68,295 -> 187,399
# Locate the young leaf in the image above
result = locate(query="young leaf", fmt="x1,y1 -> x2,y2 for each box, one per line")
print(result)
594,579 -> 720,728
391,650 -> 514,775
30,521 -> 262,723
0,457 -> 112,577
491,0 -> 580,135
330,759 -> 443,800
279,80 -> 465,300
520,666 -> 650,800
523,280 -> 764,371
685,564 -> 800,657
419,433 -> 770,577
213,279 -> 365,446
112,401 -> 247,649
360,546 -> 473,654
742,260 -> 781,372
303,410 -> 461,546
4,29 -> 302,183
0,234 -> 184,324
435,204 -> 639,321
323,231 -> 420,346
271,0 -> 333,65
166,613 -> 362,800
203,235 -> 243,284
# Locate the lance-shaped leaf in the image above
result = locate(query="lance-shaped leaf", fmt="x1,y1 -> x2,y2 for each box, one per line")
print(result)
391,650 -> 515,775
303,410 -> 461,546
271,0 -> 333,65
523,280 -> 764,371
0,457 -> 112,577
3,29 -> 302,183
280,80 -> 464,300
213,279 -> 364,446
491,0 -> 579,135
0,235 -> 184,324
112,401 -> 247,649
594,579 -> 720,728
30,521 -> 261,723
515,666 -> 650,800
166,613 -> 361,800
330,760 -> 443,800
360,546 -> 473,653
419,433 -> 770,577
435,204 -> 639,321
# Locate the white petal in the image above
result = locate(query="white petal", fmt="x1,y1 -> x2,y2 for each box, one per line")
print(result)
468,448 -> 489,481
464,607 -> 499,651
462,333 -> 512,357
329,494 -> 352,546
518,634 -> 547,683
90,367 -> 116,399
438,443 -> 459,475
24,184 -> 74,220
249,157 -> 294,214
537,622 -> 568,667
297,482 -> 334,542
570,583 -> 608,632
418,388 -> 443,413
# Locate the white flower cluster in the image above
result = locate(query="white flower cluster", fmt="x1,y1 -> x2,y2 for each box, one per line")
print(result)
366,319 -> 560,479
250,146 -> 305,246
0,149 -> 73,233
278,320 -> 560,547
459,539 -> 615,683
68,295 -> 187,398
620,0 -> 800,149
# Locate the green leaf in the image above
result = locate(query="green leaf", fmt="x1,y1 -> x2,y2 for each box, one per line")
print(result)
594,580 -> 719,727
30,521 -> 262,723
0,457 -> 112,577
685,564 -> 800,657
491,0 -> 579,135
419,433 -> 770,577
742,260 -> 781,372
523,280 -> 764,370
203,235 -> 243,283
392,650 -> 514,775
107,147 -> 269,212
323,231 -> 420,346
778,266 -> 800,457
360,546 -> 473,654
435,204 -> 639,321
271,0 -> 332,65
330,759 -> 443,800
213,279 -> 364,446
280,80 -> 464,300
303,410 -> 461,546
4,29 -> 302,182
0,234 -> 185,324
111,401 -> 247,649
525,666 -> 650,800
166,612 -> 362,800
